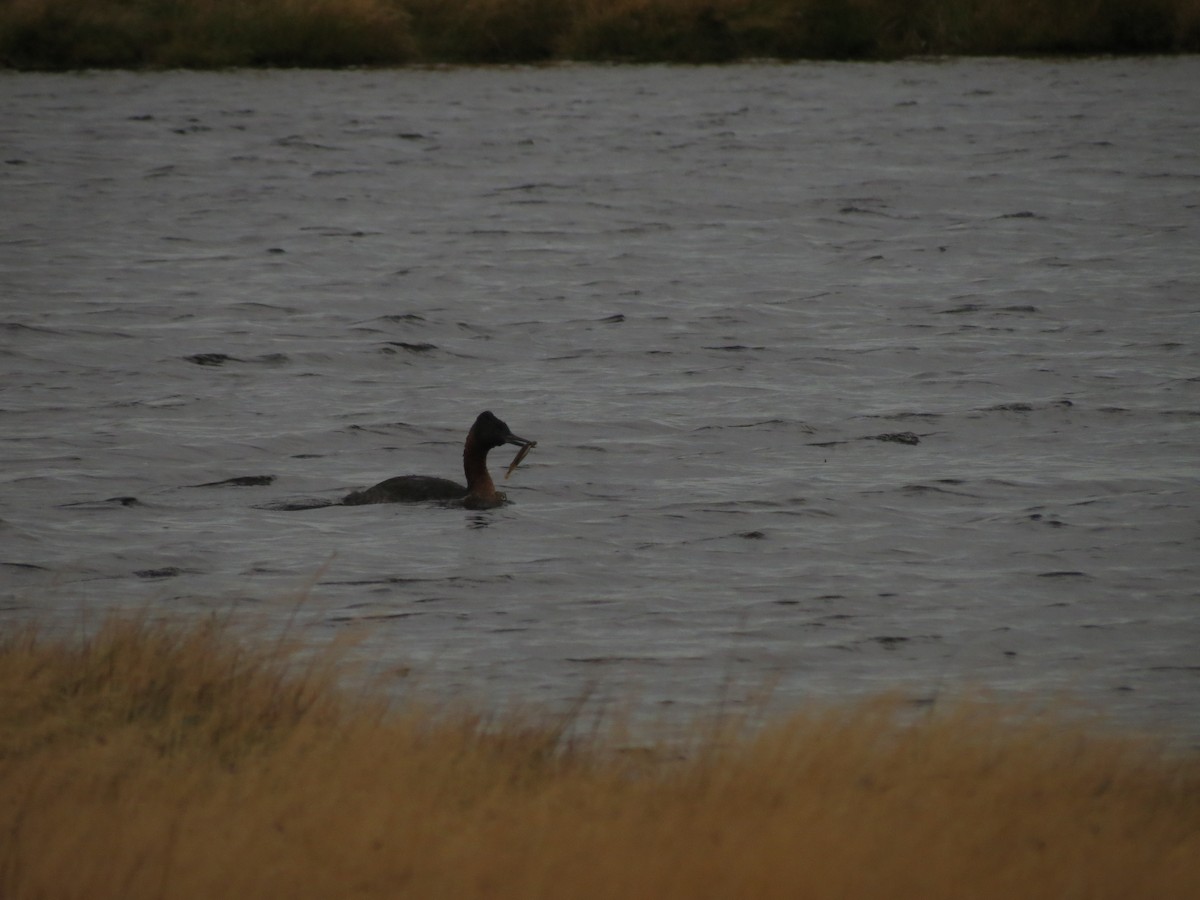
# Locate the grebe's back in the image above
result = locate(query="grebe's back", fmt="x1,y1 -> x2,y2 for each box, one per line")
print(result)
343,475 -> 466,505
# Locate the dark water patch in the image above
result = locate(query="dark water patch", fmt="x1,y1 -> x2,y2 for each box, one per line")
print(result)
345,421 -> 420,434
322,576 -> 435,586
702,344 -> 764,351
490,182 -> 568,194
999,210 -> 1040,218
936,302 -> 1038,316
133,567 -> 186,579
839,204 -> 890,216
695,419 -> 790,431
986,402 -> 1033,412
449,573 -> 516,585
868,432 -> 921,445
1037,571 -> 1090,578
739,530 -> 766,539
1,321 -> 62,335
253,498 -> 338,511
275,135 -> 338,151
231,301 -> 301,314
382,341 -> 437,353
939,303 -> 981,314
193,475 -> 276,488
695,499 -> 789,512
362,313 -> 426,325
301,226 -> 375,238
326,612 -> 421,624
898,483 -> 976,497
566,656 -> 687,665
866,634 -> 942,649
1027,513 -> 1067,527
58,496 -> 140,509
185,353 -> 237,366
868,411 -> 942,421
2,561 -> 49,571
979,400 -> 1074,413
183,352 -> 289,366
546,350 -> 598,361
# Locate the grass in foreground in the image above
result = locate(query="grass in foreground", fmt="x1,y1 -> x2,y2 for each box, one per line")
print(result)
1,614 -> 1199,899
1,0 -> 1199,69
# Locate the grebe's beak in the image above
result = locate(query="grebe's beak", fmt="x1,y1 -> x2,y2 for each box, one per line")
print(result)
504,431 -> 536,449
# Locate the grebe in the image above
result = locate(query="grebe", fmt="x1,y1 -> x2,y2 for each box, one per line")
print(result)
342,411 -> 535,509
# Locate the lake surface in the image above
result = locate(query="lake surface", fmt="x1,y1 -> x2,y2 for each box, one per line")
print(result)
2,59 -> 1198,739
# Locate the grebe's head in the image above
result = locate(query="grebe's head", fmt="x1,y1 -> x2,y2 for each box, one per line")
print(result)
470,410 -> 534,452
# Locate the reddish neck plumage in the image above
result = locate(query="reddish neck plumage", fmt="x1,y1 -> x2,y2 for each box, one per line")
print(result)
462,430 -> 498,501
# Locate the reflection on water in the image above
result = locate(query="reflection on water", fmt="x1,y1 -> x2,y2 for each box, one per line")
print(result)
1,59 -> 1198,739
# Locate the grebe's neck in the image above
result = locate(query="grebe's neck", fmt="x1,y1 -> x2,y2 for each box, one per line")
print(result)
462,430 -> 499,502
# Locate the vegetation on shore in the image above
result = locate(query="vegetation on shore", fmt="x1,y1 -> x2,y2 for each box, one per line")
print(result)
1,614 -> 1198,899
0,0 -> 1198,69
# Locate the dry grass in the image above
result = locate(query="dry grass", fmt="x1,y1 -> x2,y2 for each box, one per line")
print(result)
1,614 -> 1198,898
1,0 -> 1199,68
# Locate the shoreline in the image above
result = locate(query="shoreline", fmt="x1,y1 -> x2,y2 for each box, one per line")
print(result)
2,0 -> 1198,71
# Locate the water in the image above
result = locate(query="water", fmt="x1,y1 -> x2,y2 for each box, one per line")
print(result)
2,59 -> 1198,737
